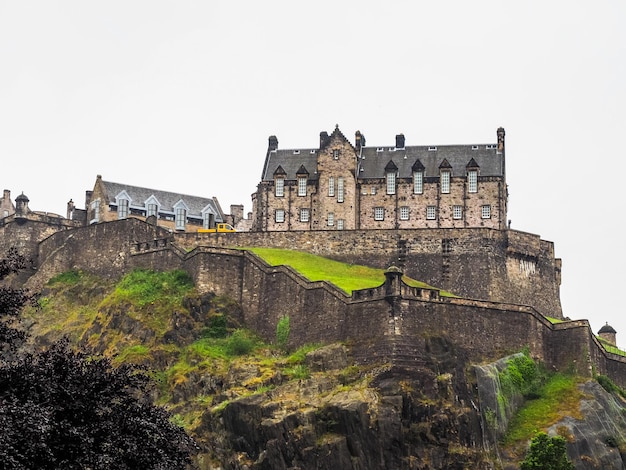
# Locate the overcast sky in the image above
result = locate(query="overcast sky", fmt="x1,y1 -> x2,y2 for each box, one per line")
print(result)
2,1 -> 625,346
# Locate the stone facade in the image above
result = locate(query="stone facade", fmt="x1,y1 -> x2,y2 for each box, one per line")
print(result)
253,126 -> 507,232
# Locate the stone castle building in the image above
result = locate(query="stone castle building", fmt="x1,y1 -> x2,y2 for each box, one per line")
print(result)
252,126 -> 507,232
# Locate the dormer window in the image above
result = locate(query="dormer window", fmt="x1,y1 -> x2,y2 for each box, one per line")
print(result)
413,171 -> 423,194
468,170 -> 478,193
118,199 -> 129,219
275,178 -> 284,197
385,161 -> 398,195
298,177 -> 307,196
175,207 -> 186,230
441,170 -> 451,194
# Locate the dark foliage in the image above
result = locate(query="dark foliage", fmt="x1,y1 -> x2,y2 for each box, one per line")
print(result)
520,432 -> 574,470
0,247 -> 33,350
0,249 -> 199,469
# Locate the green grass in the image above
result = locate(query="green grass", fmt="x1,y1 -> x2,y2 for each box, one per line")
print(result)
503,373 -> 585,447
597,337 -> 626,357
246,247 -> 453,295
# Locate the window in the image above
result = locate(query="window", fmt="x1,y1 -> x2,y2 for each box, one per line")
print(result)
117,199 -> 129,219
337,219 -> 344,230
203,212 -> 214,229
482,205 -> 491,219
386,171 -> 396,195
175,208 -> 186,230
300,208 -> 310,222
400,206 -> 409,220
441,170 -> 450,194
468,170 -> 478,193
453,205 -> 463,219
413,171 -> 423,194
442,239 -> 452,254
328,177 -> 335,196
90,199 -> 100,224
275,209 -> 285,223
298,177 -> 307,196
147,203 -> 158,217
333,149 -> 339,159
275,178 -> 284,197
327,212 -> 334,226
371,187 -> 376,195
374,207 -> 384,221
337,177 -> 344,203
426,206 -> 437,220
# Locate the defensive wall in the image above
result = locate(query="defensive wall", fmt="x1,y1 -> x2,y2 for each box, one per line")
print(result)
17,218 -> 626,388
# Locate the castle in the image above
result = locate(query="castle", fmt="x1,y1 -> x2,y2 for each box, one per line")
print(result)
1,127 -> 625,388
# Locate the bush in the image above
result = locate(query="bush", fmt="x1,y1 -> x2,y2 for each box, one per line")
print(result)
276,315 -> 290,351
225,329 -> 255,356
521,432 -> 574,470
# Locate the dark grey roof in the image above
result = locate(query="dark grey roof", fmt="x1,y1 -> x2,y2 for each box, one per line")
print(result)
262,149 -> 319,181
102,180 -> 224,221
599,323 -> 617,334
358,144 -> 503,179
261,143 -> 503,181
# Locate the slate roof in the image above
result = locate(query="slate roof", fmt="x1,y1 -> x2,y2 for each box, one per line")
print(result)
261,142 -> 504,181
101,180 -> 224,222
357,144 -> 503,179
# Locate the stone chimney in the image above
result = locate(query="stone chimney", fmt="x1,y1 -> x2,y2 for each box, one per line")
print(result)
497,127 -> 505,154
268,135 -> 278,151
319,131 -> 330,149
395,134 -> 405,149
355,131 -> 366,151
67,199 -> 75,219
230,204 -> 244,225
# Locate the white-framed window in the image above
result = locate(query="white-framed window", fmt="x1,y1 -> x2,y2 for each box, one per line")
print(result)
300,208 -> 310,222
147,203 -> 158,218
374,207 -> 384,221
386,171 -> 396,195
90,199 -> 100,224
327,212 -> 334,226
468,170 -> 478,193
482,205 -> 491,219
337,219 -> 344,230
337,177 -> 344,203
117,199 -> 129,219
441,170 -> 450,194
426,206 -> 437,220
400,206 -> 409,220
413,171 -> 423,194
333,149 -> 339,159
175,207 -> 186,230
453,205 -> 463,219
275,209 -> 285,223
328,177 -> 335,196
275,178 -> 284,197
203,212 -> 214,229
371,187 -> 376,195
298,177 -> 307,196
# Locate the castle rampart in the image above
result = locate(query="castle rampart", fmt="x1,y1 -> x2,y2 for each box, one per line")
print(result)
14,217 -> 625,387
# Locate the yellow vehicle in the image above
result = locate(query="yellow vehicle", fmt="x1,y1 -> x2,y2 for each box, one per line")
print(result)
197,223 -> 237,233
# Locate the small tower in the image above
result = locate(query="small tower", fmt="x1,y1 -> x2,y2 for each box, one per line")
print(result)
15,192 -> 30,218
598,322 -> 617,346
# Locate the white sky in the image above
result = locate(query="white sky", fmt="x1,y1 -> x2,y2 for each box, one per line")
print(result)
2,1 -> 625,346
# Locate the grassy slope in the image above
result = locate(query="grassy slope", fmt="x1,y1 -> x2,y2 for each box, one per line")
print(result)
246,247 -> 455,296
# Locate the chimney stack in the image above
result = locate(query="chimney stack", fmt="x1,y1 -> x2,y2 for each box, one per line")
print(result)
268,135 -> 278,151
319,131 -> 330,148
497,127 -> 505,154
395,133 -> 405,149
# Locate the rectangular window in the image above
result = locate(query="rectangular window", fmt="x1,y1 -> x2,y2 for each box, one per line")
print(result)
337,219 -> 344,230
371,187 -> 376,195
442,239 -> 452,254
426,206 -> 437,220
337,177 -> 344,203
90,199 -> 100,224
441,171 -> 450,194
327,212 -> 334,226
147,203 -> 157,217
118,199 -> 129,219
400,206 -> 409,220
374,207 -> 384,221
386,172 -> 396,195
482,205 -> 491,219
333,149 -> 339,159
275,178 -> 284,197
275,209 -> 285,223
328,177 -> 335,196
468,170 -> 478,193
298,177 -> 307,196
300,208 -> 310,222
413,171 -> 423,194
175,208 -> 186,230
453,205 -> 462,219
203,212 -> 214,229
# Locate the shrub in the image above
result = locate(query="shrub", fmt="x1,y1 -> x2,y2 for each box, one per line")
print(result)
276,315 -> 290,351
520,432 -> 574,469
225,329 -> 256,356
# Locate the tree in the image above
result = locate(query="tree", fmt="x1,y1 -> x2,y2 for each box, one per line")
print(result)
0,249 -> 199,469
521,432 -> 574,470
0,247 -> 33,353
